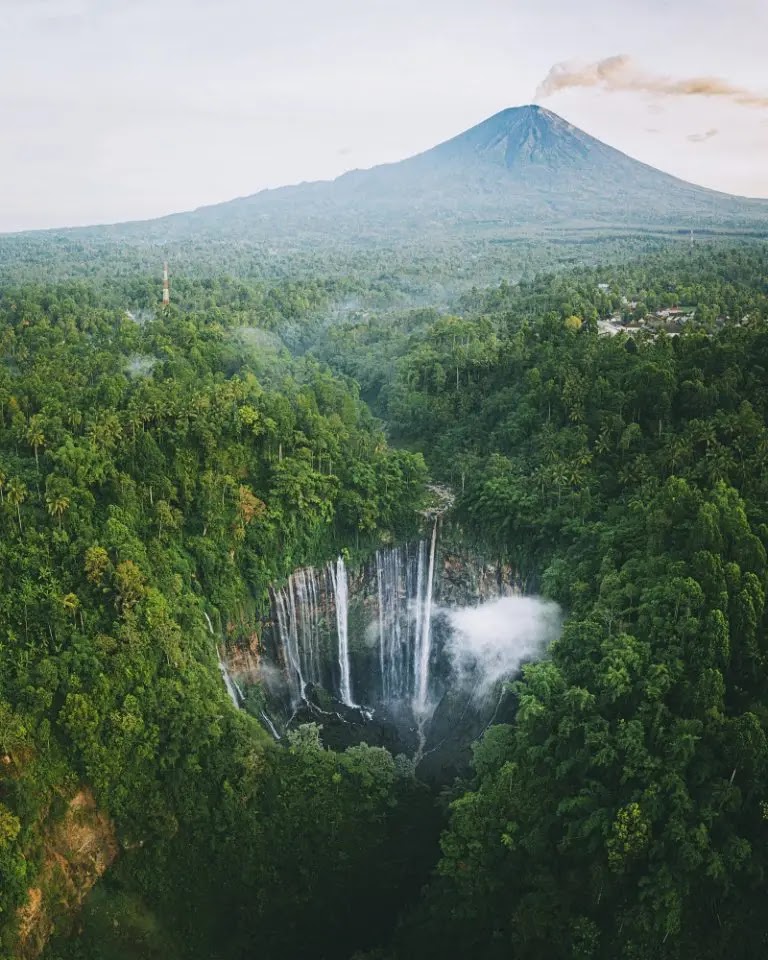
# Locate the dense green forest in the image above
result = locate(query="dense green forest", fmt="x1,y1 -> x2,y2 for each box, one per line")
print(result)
0,281 -> 429,959
2,241 -> 768,959
379,244 -> 768,960
0,230 -> 691,305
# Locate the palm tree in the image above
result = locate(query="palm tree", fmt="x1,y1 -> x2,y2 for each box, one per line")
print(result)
46,493 -> 71,528
669,435 -> 693,472
66,408 -> 83,433
26,417 -> 45,471
6,478 -> 27,533
696,421 -> 718,452
87,412 -> 123,451
594,427 -> 612,456
61,592 -> 80,619
549,462 -> 569,506
704,447 -> 736,485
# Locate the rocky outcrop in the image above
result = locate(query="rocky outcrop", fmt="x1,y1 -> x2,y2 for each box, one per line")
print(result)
225,628 -> 262,688
16,789 -> 118,959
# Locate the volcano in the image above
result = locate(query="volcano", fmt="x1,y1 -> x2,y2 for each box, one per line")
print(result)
24,105 -> 768,247
126,105 -> 768,240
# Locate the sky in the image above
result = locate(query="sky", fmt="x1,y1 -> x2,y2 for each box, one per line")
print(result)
1,0 -> 767,231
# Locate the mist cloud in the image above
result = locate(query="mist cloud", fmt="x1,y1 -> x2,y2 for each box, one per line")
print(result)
445,596 -> 562,700
536,55 -> 768,109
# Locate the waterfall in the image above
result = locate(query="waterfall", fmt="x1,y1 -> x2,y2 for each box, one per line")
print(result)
307,568 -> 322,684
256,519 -> 561,767
273,558 -> 356,708
377,553 -> 386,697
273,585 -> 305,706
203,609 -> 288,739
273,564 -> 332,707
218,649 -> 242,708
294,568 -> 322,687
330,557 -> 355,706
413,520 -> 438,715
268,522 -> 441,717
374,524 -> 439,713
205,611 -> 242,709
260,710 -> 282,741
377,545 -> 409,701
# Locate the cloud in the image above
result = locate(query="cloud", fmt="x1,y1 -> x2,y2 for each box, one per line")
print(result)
444,596 -> 562,701
687,128 -> 719,143
536,54 -> 768,109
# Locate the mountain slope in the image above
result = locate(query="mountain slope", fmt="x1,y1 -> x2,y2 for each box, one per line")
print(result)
23,106 -> 768,248
118,105 -> 768,241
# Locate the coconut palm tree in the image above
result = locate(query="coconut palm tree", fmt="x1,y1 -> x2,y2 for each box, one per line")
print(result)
25,417 -> 45,471
6,478 -> 27,533
45,492 -> 71,528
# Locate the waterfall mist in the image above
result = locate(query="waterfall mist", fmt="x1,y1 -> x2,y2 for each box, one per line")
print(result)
444,596 -> 562,700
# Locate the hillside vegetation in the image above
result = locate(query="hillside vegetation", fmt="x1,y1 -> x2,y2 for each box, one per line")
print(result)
0,282 -> 428,959
1,242 -> 768,959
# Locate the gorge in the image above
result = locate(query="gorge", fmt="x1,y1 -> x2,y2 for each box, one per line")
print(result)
220,522 -> 563,775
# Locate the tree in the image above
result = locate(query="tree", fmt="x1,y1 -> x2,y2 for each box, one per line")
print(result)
26,416 -> 45,470
114,559 -> 146,611
84,545 -> 111,585
6,477 -> 27,532
46,491 -> 71,527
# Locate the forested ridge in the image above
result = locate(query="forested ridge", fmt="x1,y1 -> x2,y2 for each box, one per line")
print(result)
379,245 -> 768,959
1,242 -> 768,958
0,282 -> 429,959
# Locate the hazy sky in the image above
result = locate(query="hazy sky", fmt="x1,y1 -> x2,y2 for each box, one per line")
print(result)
2,0 -> 767,231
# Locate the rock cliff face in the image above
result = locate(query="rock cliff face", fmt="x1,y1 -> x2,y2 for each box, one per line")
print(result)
435,546 -> 527,606
222,626 -> 261,688
16,789 -> 117,958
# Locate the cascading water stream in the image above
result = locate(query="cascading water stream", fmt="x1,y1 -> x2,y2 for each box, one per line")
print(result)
204,611 -> 243,710
413,520 -> 438,716
330,557 -> 355,706
225,508 -> 560,764
377,553 -> 386,698
260,711 -> 282,740
218,649 -> 243,708
377,545 -> 409,702
273,586 -> 305,706
412,540 -> 425,697
294,568 -> 321,687
207,610 -> 283,739
307,568 -> 322,684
